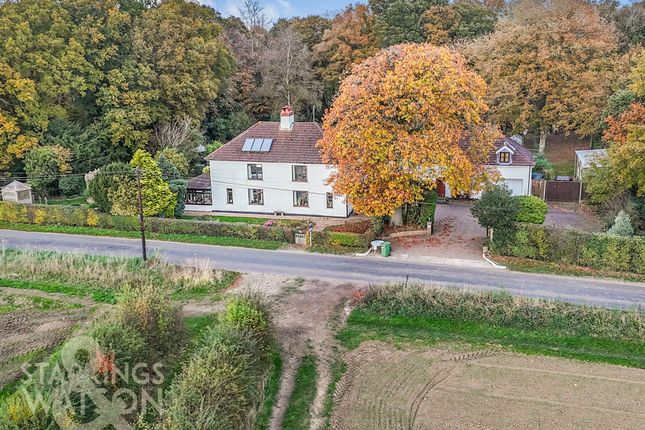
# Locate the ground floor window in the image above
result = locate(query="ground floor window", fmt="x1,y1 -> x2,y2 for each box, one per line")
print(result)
294,191 -> 309,207
249,188 -> 264,205
227,188 -> 233,204
326,192 -> 334,209
186,189 -> 212,206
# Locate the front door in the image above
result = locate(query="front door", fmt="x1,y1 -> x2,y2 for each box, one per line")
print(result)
436,180 -> 446,198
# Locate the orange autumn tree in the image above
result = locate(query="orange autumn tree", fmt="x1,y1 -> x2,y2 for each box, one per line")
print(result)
318,43 -> 498,217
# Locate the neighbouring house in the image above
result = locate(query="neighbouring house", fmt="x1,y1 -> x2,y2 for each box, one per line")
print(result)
1,181 -> 33,204
440,136 -> 535,198
187,107 -> 534,216
188,106 -> 352,217
574,149 -> 608,181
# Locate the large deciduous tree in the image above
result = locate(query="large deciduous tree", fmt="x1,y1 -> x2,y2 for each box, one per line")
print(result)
258,26 -> 321,118
313,5 -> 379,105
319,43 -> 498,217
466,0 -> 621,152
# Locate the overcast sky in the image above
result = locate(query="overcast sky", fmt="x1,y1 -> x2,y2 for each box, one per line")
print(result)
199,0 -> 352,21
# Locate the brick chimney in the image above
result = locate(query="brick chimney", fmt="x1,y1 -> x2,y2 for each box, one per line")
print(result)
280,106 -> 295,131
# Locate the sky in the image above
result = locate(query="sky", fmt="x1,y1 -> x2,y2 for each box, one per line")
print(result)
200,0 -> 353,22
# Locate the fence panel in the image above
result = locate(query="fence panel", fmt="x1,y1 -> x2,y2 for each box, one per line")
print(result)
531,180 -> 545,199
544,181 -> 581,202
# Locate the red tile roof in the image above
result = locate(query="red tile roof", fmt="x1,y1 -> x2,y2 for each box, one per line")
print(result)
206,121 -> 324,164
206,121 -> 534,167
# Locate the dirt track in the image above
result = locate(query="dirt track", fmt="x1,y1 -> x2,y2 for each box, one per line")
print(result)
332,342 -> 645,430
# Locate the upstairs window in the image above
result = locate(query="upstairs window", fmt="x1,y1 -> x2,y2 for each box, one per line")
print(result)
247,164 -> 263,180
293,165 -> 308,182
498,151 -> 511,164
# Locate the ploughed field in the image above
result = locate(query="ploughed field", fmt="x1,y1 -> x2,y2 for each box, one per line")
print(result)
332,342 -> 645,430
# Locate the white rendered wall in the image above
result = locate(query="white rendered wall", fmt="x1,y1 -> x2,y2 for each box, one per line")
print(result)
201,160 -> 350,217
445,165 -> 532,198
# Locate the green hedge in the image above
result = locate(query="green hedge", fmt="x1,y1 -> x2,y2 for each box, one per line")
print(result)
493,223 -> 645,274
0,201 -> 295,243
313,217 -> 385,249
514,196 -> 548,224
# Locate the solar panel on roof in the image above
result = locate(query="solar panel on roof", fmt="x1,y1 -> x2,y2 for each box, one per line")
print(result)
259,139 -> 273,152
242,139 -> 254,152
250,139 -> 263,152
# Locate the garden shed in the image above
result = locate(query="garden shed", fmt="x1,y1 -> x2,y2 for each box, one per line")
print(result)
1,181 -> 33,204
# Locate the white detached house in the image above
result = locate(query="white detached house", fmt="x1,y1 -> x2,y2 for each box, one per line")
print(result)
185,107 -> 534,216
186,106 -> 352,217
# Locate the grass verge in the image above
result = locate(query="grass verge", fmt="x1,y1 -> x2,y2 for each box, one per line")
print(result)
338,285 -> 644,368
255,346 -> 283,430
494,255 -> 645,283
0,278 -> 116,303
282,354 -> 318,430
0,222 -> 286,250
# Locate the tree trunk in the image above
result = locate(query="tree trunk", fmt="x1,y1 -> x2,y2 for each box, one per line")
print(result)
538,128 -> 548,153
390,207 -> 404,227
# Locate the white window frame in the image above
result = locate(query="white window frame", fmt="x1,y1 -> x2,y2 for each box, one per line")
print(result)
248,188 -> 264,205
293,191 -> 309,207
226,188 -> 234,204
326,192 -> 334,209
247,164 -> 263,180
498,151 -> 512,164
292,165 -> 308,182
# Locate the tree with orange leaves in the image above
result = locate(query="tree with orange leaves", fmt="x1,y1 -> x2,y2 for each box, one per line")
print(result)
603,103 -> 645,196
318,43 -> 499,217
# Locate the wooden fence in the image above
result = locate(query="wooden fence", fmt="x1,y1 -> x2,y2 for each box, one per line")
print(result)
531,180 -> 583,202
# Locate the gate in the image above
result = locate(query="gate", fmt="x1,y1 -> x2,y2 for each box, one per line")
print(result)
532,180 -> 583,202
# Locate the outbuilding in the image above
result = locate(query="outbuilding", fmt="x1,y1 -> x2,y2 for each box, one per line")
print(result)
1,181 -> 33,204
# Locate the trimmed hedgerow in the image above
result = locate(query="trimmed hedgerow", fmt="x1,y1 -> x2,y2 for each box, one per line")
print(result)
0,201 -> 295,243
313,217 -> 385,250
492,223 -> 645,274
514,196 -> 548,224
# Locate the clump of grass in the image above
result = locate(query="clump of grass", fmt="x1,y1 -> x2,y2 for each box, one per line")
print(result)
0,249 -> 236,298
360,284 -> 644,342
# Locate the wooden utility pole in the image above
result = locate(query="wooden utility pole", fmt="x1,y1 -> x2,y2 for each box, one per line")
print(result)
135,167 -> 147,261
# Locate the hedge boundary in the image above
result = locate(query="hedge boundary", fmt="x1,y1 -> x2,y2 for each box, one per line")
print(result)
492,223 -> 645,274
313,217 -> 385,249
0,201 -> 295,243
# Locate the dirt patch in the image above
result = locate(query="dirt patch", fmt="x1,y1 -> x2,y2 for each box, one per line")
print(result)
546,203 -> 602,232
332,342 -> 645,430
328,220 -> 371,234
232,273 -> 360,430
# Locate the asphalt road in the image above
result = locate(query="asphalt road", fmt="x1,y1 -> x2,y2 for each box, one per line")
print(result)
1,229 -> 644,309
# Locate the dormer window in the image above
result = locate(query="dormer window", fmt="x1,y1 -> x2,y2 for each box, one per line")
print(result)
498,151 -> 511,164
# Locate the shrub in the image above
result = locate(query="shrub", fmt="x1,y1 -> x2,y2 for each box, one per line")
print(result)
169,180 -> 187,218
130,149 -> 176,217
58,175 -> 86,196
607,210 -> 634,236
115,284 -> 183,356
161,325 -> 269,429
471,184 -> 519,236
156,154 -> 181,182
87,162 -> 133,213
0,392 -> 53,429
223,293 -> 271,340
91,319 -> 148,368
514,196 -> 548,224
24,146 -> 72,195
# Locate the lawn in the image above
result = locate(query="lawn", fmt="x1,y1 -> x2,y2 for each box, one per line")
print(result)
0,221 -> 286,250
282,354 -> 318,430
46,196 -> 90,207
186,214 -> 306,228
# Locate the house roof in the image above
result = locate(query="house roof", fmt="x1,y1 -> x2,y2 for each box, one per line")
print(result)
460,136 -> 535,167
206,121 -> 324,164
186,173 -> 212,190
1,180 -> 31,192
207,120 -> 534,168
575,149 -> 608,168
